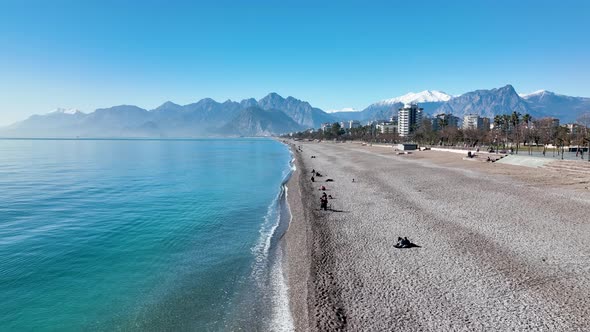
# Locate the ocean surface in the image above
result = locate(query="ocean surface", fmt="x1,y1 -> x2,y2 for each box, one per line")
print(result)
0,138 -> 294,331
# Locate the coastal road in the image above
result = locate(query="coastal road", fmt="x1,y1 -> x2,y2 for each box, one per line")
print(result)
287,141 -> 590,331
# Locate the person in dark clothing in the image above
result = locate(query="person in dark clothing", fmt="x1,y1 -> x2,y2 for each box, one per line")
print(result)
311,176 -> 315,182
320,195 -> 328,211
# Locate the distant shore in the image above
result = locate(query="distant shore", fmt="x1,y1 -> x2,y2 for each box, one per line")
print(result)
283,140 -> 590,331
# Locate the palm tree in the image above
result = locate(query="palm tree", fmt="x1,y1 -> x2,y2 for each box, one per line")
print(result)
493,115 -> 503,152
522,114 -> 532,126
502,114 -> 511,149
510,112 -> 521,153
493,115 -> 502,128
522,114 -> 532,154
522,113 -> 532,154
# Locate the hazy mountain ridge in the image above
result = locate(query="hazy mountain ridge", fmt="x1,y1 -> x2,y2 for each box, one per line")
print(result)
220,106 -> 304,136
257,93 -> 334,128
1,94 -> 335,137
1,86 -> 589,138
434,85 -> 531,119
521,90 -> 590,123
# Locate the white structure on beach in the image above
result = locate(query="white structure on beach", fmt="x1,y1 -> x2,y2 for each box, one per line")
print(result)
398,103 -> 423,136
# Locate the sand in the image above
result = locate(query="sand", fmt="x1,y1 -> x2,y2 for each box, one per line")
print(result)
284,140 -> 590,331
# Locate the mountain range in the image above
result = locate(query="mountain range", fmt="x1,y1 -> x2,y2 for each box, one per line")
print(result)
330,85 -> 590,124
1,85 -> 589,137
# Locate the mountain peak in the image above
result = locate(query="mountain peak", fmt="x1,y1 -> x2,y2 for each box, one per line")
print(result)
326,107 -> 359,113
519,90 -> 556,99
154,101 -> 182,111
260,92 -> 286,102
377,90 -> 452,105
49,108 -> 82,115
489,84 -> 518,95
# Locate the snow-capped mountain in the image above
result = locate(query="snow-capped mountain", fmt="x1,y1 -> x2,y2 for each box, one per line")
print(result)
376,90 -> 452,105
325,107 -> 359,114
331,90 -> 452,122
520,90 -> 590,122
48,108 -> 83,115
519,90 -> 546,98
2,85 -> 589,138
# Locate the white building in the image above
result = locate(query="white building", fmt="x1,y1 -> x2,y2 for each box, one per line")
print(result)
398,103 -> 423,136
321,122 -> 332,132
433,113 -> 460,131
348,120 -> 361,129
376,122 -> 397,134
462,114 -> 484,130
564,123 -> 582,135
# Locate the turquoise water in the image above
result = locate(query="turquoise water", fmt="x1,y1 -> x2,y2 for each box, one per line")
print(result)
0,138 -> 293,331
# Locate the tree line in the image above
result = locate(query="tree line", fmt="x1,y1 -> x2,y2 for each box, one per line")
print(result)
287,112 -> 590,156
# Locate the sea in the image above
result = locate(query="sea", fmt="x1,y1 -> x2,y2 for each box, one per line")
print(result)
0,138 -> 295,331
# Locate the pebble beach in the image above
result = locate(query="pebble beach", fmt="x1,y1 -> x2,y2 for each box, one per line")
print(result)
284,140 -> 590,331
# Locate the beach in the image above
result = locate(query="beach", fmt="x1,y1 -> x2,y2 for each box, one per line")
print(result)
284,141 -> 590,331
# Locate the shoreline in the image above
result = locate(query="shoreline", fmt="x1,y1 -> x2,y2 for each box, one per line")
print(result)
282,140 -> 590,331
282,141 -> 311,331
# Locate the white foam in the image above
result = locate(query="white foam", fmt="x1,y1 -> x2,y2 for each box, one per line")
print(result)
268,185 -> 295,331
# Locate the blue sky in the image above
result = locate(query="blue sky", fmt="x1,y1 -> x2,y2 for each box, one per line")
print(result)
0,0 -> 588,125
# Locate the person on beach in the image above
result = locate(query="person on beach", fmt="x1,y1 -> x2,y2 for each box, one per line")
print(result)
320,194 -> 328,211
394,237 -> 420,248
311,176 -> 315,182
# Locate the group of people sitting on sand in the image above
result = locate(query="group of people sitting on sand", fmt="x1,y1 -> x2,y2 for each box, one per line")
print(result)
306,147 -> 420,249
312,169 -> 332,210
311,169 -> 325,182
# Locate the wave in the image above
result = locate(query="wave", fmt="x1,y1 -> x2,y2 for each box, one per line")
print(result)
251,153 -> 295,331
226,148 -> 295,331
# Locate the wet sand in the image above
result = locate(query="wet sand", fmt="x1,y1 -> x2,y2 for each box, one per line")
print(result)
284,140 -> 590,331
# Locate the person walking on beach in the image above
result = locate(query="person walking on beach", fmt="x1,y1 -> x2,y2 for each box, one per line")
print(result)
320,194 -> 328,211
311,175 -> 315,182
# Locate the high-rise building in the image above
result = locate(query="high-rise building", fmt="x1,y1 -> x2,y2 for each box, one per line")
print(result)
482,117 -> 491,131
376,121 -> 397,134
397,103 -> 423,137
432,113 -> 460,131
347,120 -> 361,129
462,114 -> 484,130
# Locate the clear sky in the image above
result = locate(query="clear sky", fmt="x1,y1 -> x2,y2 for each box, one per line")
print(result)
0,0 -> 588,125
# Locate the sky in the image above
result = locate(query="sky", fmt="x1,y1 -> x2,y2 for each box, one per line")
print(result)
0,0 -> 589,125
